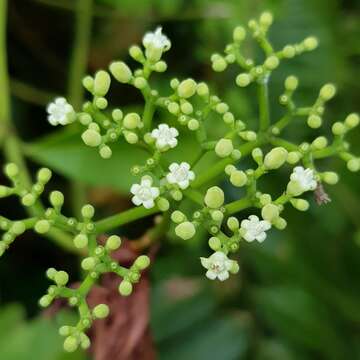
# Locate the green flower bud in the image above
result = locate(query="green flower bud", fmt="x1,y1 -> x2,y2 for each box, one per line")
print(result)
230,170 -> 247,187
273,216 -> 287,230
129,45 -> 144,62
4,163 -> 19,178
48,191 -> 64,209
239,130 -> 257,141
134,77 -> 147,89
177,79 -> 197,98
345,113 -> 359,128
264,147 -> 288,169
82,76 -> 94,92
347,158 -> 360,172
264,56 -> 279,70
81,257 -> 97,271
134,255 -> 151,270
112,108 -> 123,122
212,57 -> 227,72
170,78 -> 179,89
207,237 -> 221,252
171,189 -> 183,201
82,129 -> 102,147
21,193 -> 36,207
233,26 -> 246,42
171,210 -> 185,224
59,326 -> 71,336
119,280 -> 133,296
124,131 -> 138,144
39,295 -> 52,308
227,217 -> 239,231
196,82 -> 209,97
320,84 -> 336,101
285,76 -> 298,91
35,220 -> 51,234
259,193 -> 272,206
187,119 -> 199,130
322,171 -> 339,185
211,210 -> 224,222
225,164 -> 236,175
260,11 -> 273,26
332,122 -> 346,136
99,145 -> 112,159
109,61 -> 132,83
95,97 -> 108,109
252,148 -> 263,164
231,149 -> 242,160
168,102 -> 180,114
46,268 -> 57,280
54,271 -> 69,286
106,235 -> 121,250
215,138 -> 233,158
236,73 -> 251,87
307,114 -> 322,128
312,136 -> 328,149
74,234 -> 88,249
157,197 -> 170,212
282,45 -> 296,58
37,168 -> 52,183
93,304 -> 110,319
94,70 -> 111,96
290,198 -> 309,211
154,61 -> 167,72
175,221 -> 196,240
204,186 -> 224,209
63,336 -> 78,353
286,180 -> 304,197
216,103 -> 229,114
287,151 -> 302,164
303,36 -> 318,51
81,204 -> 95,219
261,204 -> 280,222
229,261 -> 240,274
180,102 -> 193,115
223,112 -> 234,124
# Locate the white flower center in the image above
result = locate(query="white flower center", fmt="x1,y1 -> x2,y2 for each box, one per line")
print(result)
137,187 -> 152,201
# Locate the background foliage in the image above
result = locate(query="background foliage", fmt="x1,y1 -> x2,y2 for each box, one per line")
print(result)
0,0 -> 359,359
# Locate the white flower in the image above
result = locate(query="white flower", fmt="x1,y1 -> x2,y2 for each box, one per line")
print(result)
47,97 -> 75,126
143,27 -> 171,51
130,177 -> 160,209
151,124 -> 178,150
290,166 -> 317,192
166,162 -> 195,189
200,251 -> 233,281
241,215 -> 271,242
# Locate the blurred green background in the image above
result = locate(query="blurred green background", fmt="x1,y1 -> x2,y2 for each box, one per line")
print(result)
0,0 -> 360,359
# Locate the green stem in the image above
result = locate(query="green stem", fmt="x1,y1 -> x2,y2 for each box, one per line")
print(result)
225,197 -> 252,215
258,76 -> 271,132
142,98 -> 155,133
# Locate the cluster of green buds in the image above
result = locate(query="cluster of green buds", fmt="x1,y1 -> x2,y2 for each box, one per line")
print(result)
1,12 -> 359,353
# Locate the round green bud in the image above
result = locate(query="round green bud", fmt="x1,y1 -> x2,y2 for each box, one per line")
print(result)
208,236 -> 221,251
119,280 -> 133,296
94,70 -> 111,96
93,304 -> 110,319
332,122 -> 346,136
229,261 -> 240,274
37,168 -> 52,183
89,122 -> 100,132
345,113 -> 359,128
34,220 -> 51,234
180,102 -> 193,115
204,186 -> 224,209
211,210 -> 224,222
227,217 -> 239,231
212,57 -> 227,72
112,108 -> 123,122
216,103 -> 229,114
106,235 -> 121,251
252,148 -> 263,164
46,267 -> 57,280
99,146 -> 112,159
230,170 -> 247,187
233,26 -> 246,42
236,73 -> 251,87
5,163 -> 19,178
109,61 -> 132,83
347,158 -> 360,172
124,132 -> 138,144
171,210 -> 186,224
223,112 -> 235,124
54,271 -> 69,286
154,61 -> 167,72
95,97 -> 108,109
187,119 -> 199,131
225,164 -> 236,175
134,255 -> 151,270
290,198 -> 309,211
274,217 -> 287,230
287,151 -> 301,164
81,257 -> 97,271
134,77 -> 147,89
171,189 -> 183,201
282,45 -> 296,58
73,234 -> 88,249
260,11 -> 273,27
261,204 -> 280,222
320,84 -> 336,101
68,297 -> 78,306
82,129 -> 101,147
81,204 -> 95,219
82,76 -> 94,92
303,36 -> 319,51
264,147 -> 288,170
59,326 -> 71,337
50,191 -> 64,208
21,193 -> 36,207
63,336 -> 78,353
129,45 -> 144,61
259,193 -> 272,206
215,138 -> 234,158
168,102 -> 180,114
307,114 -> 322,129
322,171 -> 339,185
80,335 -> 91,350
264,56 -> 279,70
156,197 -> 169,212
39,295 -> 52,308
177,79 -> 197,98
196,82 -> 209,97
232,149 -> 242,160
123,113 -> 141,130
285,75 -> 298,91
170,78 -> 180,89
10,221 -> 25,236
175,221 -> 196,240
312,136 -> 328,150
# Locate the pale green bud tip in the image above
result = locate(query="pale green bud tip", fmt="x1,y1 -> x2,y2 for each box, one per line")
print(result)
233,26 -> 246,42
112,109 -> 123,122
307,115 -> 322,129
22,193 -> 36,207
100,146 -> 112,159
119,280 -> 133,296
11,221 -> 26,235
109,61 -> 132,83
264,56 -> 279,70
175,221 -> 196,240
264,147 -> 288,169
227,217 -> 239,231
129,45 -> 144,61
63,336 -> 79,352
54,271 -> 69,286
177,79 -> 197,98
208,236 -> 221,251
286,180 -> 304,197
312,136 -> 328,149
81,257 -> 96,271
171,210 -> 185,223
39,295 -> 52,308
123,113 -> 141,130
82,76 -> 94,91
236,73 -> 251,87
35,220 -> 51,234
94,70 -> 111,96
81,204 -> 94,219
82,129 -> 102,147
124,132 -> 138,144
322,172 -> 339,185
93,304 -> 110,319
204,186 -> 225,209
215,138 -> 234,158
332,122 -> 346,136
285,76 -> 298,91
4,163 -> 19,178
211,210 -> 224,222
134,77 -> 147,89
287,152 -> 301,164
274,217 -> 287,230
188,119 -> 199,131
106,235 -> 121,250
347,158 -> 360,172
154,61 -> 167,72
345,113 -> 359,128
259,11 -> 273,26
38,168 -> 52,183
74,234 -> 88,249
283,45 -> 296,58
46,267 -> 57,280
134,255 -> 151,270
50,191 -> 64,207
303,36 -> 319,51
320,84 -> 336,101
230,170 -> 247,187
290,198 -> 309,211
229,261 -> 240,274
95,97 -> 108,109
212,56 -> 227,72
261,204 -> 280,222
157,197 -> 170,211
196,82 -> 209,97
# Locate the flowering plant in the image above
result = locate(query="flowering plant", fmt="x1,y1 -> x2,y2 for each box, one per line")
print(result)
0,11 -> 359,353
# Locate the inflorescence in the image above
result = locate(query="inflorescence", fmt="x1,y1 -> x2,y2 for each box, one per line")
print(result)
0,13 -> 359,352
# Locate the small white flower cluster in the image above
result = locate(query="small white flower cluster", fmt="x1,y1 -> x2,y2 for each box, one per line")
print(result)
241,215 -> 271,242
290,166 -> 317,192
200,251 -> 233,281
151,123 -> 179,151
166,162 -> 195,189
143,27 -> 171,52
47,97 -> 75,126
